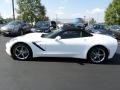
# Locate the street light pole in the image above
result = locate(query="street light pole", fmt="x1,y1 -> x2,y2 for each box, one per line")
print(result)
12,0 -> 15,20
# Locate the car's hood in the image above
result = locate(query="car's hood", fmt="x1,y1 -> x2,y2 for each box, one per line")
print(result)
12,33 -> 46,42
1,25 -> 14,31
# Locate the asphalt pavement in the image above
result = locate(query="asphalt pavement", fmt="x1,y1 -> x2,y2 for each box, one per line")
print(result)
0,35 -> 120,90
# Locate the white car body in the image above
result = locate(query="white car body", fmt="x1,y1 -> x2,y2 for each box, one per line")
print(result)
6,29 -> 118,63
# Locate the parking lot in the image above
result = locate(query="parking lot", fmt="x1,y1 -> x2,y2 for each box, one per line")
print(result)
0,35 -> 120,90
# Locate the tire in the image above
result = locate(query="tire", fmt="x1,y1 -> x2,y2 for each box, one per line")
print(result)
87,46 -> 108,64
11,43 -> 32,61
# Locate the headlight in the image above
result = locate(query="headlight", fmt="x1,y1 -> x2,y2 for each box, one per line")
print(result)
31,28 -> 36,32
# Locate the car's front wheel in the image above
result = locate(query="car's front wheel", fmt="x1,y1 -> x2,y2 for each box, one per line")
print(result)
11,43 -> 32,61
87,46 -> 108,64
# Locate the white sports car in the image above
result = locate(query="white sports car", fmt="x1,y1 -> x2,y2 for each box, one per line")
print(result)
6,28 -> 118,64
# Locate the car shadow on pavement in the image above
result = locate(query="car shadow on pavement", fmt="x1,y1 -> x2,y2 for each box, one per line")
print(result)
30,57 -> 86,65
18,53 -> 120,65
102,53 -> 120,65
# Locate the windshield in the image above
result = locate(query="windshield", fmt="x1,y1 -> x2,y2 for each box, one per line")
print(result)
42,29 -> 62,38
111,25 -> 120,29
35,21 -> 50,28
8,21 -> 21,26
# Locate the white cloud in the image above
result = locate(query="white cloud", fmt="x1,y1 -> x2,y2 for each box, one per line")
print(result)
67,8 -> 105,22
86,8 -> 105,22
56,11 -> 64,16
71,13 -> 82,18
47,7 -> 105,22
46,9 -> 64,19
1,12 -> 12,18
53,6 -> 65,18
55,10 -> 64,16
61,0 -> 71,5
5,0 -> 11,3
61,0 -> 69,3
86,8 -> 104,14
58,6 -> 65,10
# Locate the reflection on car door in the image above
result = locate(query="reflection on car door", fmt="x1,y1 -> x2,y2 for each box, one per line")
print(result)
44,30 -> 86,57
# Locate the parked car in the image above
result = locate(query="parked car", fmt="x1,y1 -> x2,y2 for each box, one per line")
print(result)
0,21 -> 31,36
85,24 -> 113,36
6,27 -> 118,64
62,23 -> 85,30
62,23 -> 76,29
109,25 -> 120,39
31,21 -> 51,33
0,20 -> 6,29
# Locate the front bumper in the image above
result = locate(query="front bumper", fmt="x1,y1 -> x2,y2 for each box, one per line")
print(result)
6,42 -> 12,56
1,30 -> 12,35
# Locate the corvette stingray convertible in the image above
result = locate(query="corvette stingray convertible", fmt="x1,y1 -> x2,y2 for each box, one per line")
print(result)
6,28 -> 118,64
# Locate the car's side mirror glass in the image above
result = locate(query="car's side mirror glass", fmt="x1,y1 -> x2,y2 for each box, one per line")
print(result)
55,36 -> 61,41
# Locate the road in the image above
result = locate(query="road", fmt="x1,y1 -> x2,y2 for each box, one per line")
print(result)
0,35 -> 120,90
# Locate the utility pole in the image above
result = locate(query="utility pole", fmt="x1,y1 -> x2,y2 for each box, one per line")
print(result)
12,0 -> 15,20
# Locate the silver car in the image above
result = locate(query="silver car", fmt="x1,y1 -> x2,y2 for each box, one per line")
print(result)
85,24 -> 113,36
109,25 -> 120,39
0,21 -> 31,36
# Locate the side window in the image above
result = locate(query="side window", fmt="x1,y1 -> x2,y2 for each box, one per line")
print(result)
100,25 -> 105,29
60,31 -> 81,39
21,23 -> 26,26
93,25 -> 99,29
81,31 -> 93,37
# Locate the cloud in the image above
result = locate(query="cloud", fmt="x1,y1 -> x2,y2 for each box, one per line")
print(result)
46,8 -> 64,19
49,0 -> 69,19
61,0 -> 69,3
86,8 -> 104,14
56,11 -> 64,16
5,0 -> 11,3
58,6 -> 65,10
71,13 -> 82,18
54,6 -> 65,18
61,0 -> 71,5
67,8 -> 105,22
55,10 -> 64,16
86,8 -> 105,22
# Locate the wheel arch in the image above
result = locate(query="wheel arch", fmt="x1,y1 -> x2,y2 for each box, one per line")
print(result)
87,45 -> 109,59
11,42 -> 33,58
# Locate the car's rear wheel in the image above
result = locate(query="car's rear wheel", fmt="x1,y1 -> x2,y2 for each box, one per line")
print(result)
11,43 -> 32,61
87,46 -> 108,64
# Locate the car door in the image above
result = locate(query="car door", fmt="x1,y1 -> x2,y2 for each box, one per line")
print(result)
44,30 -> 86,57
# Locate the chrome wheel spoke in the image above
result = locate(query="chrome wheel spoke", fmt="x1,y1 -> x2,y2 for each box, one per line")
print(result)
91,51 -> 96,55
21,53 -> 25,59
14,45 -> 29,60
94,56 -> 97,59
16,48 -> 20,52
17,53 -> 22,57
98,56 -> 101,61
99,54 -> 105,56
90,48 -> 106,63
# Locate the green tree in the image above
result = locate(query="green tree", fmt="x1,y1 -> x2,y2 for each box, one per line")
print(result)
105,0 -> 120,25
17,0 -> 46,23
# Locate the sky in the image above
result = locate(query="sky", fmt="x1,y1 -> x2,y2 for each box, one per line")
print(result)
0,0 -> 112,22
